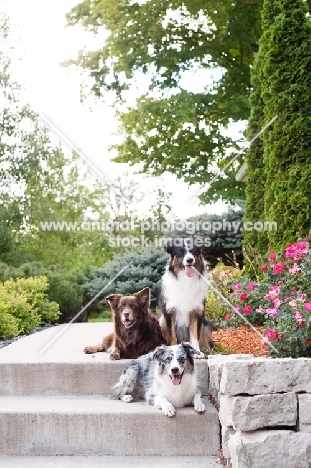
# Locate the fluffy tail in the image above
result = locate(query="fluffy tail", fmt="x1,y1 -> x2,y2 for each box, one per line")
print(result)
110,361 -> 139,400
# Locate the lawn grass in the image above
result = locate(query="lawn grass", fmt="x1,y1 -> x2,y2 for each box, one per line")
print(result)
88,317 -> 112,323
87,307 -> 112,323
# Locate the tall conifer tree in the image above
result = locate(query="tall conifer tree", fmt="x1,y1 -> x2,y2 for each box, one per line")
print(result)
259,0 -> 311,247
243,52 -> 268,253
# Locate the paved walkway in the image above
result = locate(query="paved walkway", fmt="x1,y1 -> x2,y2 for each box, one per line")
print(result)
0,323 -> 115,362
0,456 -> 220,467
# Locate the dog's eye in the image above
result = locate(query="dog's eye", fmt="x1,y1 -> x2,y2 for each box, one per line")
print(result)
162,356 -> 172,363
178,357 -> 185,364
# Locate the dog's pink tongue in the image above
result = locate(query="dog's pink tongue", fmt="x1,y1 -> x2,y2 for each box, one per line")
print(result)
172,375 -> 182,386
185,265 -> 194,278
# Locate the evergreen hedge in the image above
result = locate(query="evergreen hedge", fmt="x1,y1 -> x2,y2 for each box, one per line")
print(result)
83,247 -> 168,309
243,52 -> 268,254
259,0 -> 311,248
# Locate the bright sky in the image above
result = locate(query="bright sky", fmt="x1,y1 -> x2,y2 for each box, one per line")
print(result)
2,0 -> 236,219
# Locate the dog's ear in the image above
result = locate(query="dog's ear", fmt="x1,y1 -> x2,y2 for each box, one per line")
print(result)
105,294 -> 122,310
151,345 -> 166,360
192,235 -> 204,252
164,238 -> 183,254
181,342 -> 202,357
163,238 -> 174,255
134,287 -> 150,309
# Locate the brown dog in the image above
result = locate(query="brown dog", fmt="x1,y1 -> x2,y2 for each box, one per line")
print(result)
84,287 -> 166,360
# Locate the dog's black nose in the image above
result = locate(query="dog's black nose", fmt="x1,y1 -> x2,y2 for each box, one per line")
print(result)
171,367 -> 179,375
124,313 -> 129,318
186,258 -> 194,263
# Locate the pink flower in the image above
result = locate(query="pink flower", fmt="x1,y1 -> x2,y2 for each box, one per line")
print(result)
246,283 -> 255,291
265,286 -> 280,301
230,292 -> 236,297
273,262 -> 285,275
289,300 -> 297,308
233,283 -> 242,290
242,305 -> 252,314
273,298 -> 281,309
261,337 -> 269,346
289,263 -> 301,274
286,241 -> 309,260
240,292 -> 248,301
265,329 -> 279,341
304,302 -> 311,312
298,294 -> 307,302
256,305 -> 264,313
261,264 -> 268,271
269,253 -> 277,260
293,311 -> 303,323
266,308 -> 278,317
233,305 -> 241,312
224,314 -> 231,320
296,241 -> 309,251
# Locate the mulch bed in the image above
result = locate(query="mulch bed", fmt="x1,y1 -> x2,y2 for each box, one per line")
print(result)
212,325 -> 268,358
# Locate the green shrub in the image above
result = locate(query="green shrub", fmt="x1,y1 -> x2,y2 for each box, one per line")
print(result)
0,276 -> 60,339
83,246 -> 168,308
0,262 -> 16,283
0,301 -> 21,339
1,262 -> 85,323
47,271 -> 84,322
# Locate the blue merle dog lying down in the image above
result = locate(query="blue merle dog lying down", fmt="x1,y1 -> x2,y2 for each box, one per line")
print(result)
111,342 -> 206,417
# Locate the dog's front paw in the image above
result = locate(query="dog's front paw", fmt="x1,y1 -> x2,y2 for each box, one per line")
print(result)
161,401 -> 176,417
109,351 -> 120,360
84,346 -> 96,354
121,395 -> 133,403
194,401 -> 206,414
193,351 -> 205,359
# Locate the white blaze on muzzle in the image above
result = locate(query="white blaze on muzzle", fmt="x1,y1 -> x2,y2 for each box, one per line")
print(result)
183,252 -> 195,278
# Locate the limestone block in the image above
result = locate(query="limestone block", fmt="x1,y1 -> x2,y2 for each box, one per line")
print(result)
219,393 -> 297,431
222,425 -> 235,459
228,430 -> 311,468
208,354 -> 254,391
220,358 -> 311,395
194,360 -> 209,395
299,393 -> 311,433
219,395 -> 234,428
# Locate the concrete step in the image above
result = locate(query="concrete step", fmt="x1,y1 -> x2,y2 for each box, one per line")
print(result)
0,456 -> 221,467
0,324 -> 209,396
0,396 -> 220,456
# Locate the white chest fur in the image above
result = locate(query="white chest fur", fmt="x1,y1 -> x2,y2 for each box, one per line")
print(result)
161,269 -> 208,326
158,373 -> 197,407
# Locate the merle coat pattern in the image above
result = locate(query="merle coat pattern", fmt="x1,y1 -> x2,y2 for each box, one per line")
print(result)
112,343 -> 206,417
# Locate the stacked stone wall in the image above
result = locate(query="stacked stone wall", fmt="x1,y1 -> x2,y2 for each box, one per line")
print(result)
208,355 -> 311,468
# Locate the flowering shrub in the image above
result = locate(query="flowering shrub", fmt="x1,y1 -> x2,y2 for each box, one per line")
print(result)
205,262 -> 244,328
224,240 -> 311,358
